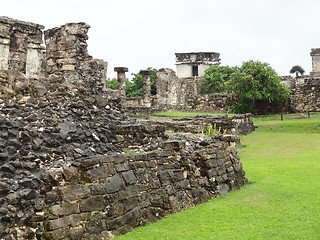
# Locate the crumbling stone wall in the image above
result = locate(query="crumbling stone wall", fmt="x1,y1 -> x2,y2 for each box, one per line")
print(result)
0,16 -> 46,78
44,22 -> 107,92
142,114 -> 255,136
156,68 -> 201,109
0,17 -> 249,240
187,93 -> 238,111
290,78 -> 320,112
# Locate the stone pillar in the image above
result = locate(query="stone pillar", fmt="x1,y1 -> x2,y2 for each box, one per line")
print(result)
8,30 -> 28,74
310,48 -> 320,76
114,67 -> 128,99
140,70 -> 153,100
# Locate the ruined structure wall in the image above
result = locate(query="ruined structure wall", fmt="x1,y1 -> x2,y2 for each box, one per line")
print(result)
290,78 -> 320,112
176,64 -> 192,78
0,16 -> 46,78
38,136 -> 246,239
187,93 -> 238,112
143,114 -> 255,136
0,38 -> 9,70
198,63 -> 211,77
0,17 -> 249,239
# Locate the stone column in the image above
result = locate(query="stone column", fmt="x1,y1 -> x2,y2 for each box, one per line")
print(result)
8,30 -> 28,74
114,67 -> 128,99
140,70 -> 153,100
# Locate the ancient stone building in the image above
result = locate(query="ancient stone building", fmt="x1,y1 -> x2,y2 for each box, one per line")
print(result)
175,52 -> 220,78
0,16 -> 46,79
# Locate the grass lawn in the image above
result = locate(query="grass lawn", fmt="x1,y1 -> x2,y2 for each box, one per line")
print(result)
114,118 -> 320,240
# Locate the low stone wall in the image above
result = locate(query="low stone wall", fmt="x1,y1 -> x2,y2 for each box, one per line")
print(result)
0,134 -> 246,239
142,114 -> 255,136
290,78 -> 320,112
187,93 -> 238,111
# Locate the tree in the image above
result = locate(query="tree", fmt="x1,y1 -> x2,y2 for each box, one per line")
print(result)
200,65 -> 236,94
290,65 -> 305,77
229,60 -> 290,114
126,68 -> 158,97
106,78 -> 118,90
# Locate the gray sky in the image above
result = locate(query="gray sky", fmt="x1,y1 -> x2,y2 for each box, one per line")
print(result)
2,0 -> 320,79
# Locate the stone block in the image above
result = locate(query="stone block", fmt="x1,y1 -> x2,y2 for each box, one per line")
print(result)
122,171 -> 137,185
79,195 -> 106,212
49,201 -> 80,216
56,184 -> 91,201
104,175 -> 124,193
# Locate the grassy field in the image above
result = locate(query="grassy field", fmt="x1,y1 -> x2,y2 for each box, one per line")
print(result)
114,117 -> 320,240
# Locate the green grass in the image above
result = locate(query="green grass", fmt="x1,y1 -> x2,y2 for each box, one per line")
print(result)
114,119 -> 320,240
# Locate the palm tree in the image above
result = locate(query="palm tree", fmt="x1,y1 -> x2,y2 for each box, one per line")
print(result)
290,65 -> 305,77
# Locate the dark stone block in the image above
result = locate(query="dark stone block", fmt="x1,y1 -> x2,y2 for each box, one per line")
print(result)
104,175 -> 124,193
122,171 -> 137,185
80,195 -> 106,212
122,197 -> 139,212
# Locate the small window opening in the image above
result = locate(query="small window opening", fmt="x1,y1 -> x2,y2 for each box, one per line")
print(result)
192,66 -> 198,76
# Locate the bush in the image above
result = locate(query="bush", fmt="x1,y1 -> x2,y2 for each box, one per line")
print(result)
199,60 -> 291,114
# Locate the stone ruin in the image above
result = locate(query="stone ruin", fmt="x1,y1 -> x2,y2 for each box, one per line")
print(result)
0,17 -> 252,239
116,52 -> 235,115
283,48 -> 320,112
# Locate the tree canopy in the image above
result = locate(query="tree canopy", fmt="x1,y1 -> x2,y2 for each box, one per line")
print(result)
290,65 -> 305,77
106,78 -> 118,90
200,60 -> 291,114
105,68 -> 158,97
126,68 -> 158,97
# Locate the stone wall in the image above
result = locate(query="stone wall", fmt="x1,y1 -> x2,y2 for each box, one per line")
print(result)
156,68 -> 201,109
0,16 -> 46,78
142,114 -> 255,136
290,78 -> 320,112
44,23 -> 107,92
186,93 -> 238,111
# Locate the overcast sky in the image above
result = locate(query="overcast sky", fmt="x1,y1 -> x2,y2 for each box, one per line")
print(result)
2,0 -> 320,79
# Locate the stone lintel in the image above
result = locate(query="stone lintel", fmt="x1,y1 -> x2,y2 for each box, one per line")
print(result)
114,67 -> 128,73
139,70 -> 153,76
310,48 -> 320,56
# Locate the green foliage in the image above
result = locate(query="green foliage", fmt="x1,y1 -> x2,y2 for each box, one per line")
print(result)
200,65 -> 236,94
202,124 -> 226,135
229,60 -> 290,114
199,60 -> 290,114
126,68 -> 158,97
290,65 -> 305,77
106,78 -> 118,90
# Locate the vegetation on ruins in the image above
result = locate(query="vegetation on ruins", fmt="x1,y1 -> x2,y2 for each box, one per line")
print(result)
200,65 -> 236,93
200,60 -> 290,114
126,68 -> 158,97
202,124 -> 226,135
290,65 -> 305,77
106,78 -> 118,90
114,118 -> 320,240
